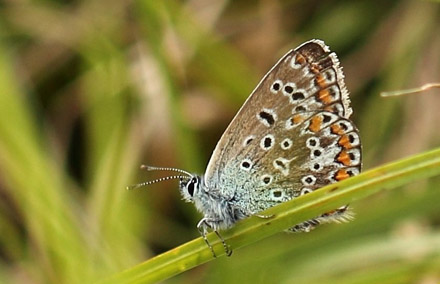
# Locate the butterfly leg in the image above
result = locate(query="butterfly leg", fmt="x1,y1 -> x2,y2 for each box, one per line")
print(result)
197,218 -> 232,257
213,228 -> 232,257
197,218 -> 216,257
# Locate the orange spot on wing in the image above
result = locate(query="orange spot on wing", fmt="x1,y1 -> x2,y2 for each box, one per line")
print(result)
295,54 -> 306,65
309,115 -> 323,132
318,89 -> 333,104
310,64 -> 320,74
335,169 -> 350,181
337,150 -> 351,166
293,114 -> 304,124
331,124 -> 344,135
338,134 -> 352,149
315,74 -> 328,88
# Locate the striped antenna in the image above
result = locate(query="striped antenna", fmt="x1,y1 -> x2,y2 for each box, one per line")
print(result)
126,165 -> 193,190
126,175 -> 188,190
140,165 -> 193,177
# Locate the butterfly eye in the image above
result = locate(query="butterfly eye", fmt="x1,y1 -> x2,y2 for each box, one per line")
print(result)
187,183 -> 194,196
187,177 -> 198,197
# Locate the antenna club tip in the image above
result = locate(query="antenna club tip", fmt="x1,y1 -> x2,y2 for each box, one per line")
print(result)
126,185 -> 138,190
140,165 -> 156,171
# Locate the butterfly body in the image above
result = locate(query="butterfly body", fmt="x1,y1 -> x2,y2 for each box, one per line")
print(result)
179,176 -> 245,231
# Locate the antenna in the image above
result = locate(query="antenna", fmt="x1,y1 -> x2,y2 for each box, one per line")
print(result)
140,165 -> 193,177
126,175 -> 188,190
126,165 -> 193,190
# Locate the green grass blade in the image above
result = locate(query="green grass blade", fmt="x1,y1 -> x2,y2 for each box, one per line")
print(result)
0,37 -> 89,283
99,147 -> 440,283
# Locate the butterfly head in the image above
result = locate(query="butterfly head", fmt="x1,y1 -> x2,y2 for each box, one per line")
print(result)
179,175 -> 203,203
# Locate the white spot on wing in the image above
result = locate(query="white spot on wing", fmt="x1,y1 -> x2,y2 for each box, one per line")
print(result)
260,134 -> 275,150
306,137 -> 320,149
290,54 -> 302,69
240,159 -> 253,171
270,80 -> 283,94
282,82 -> 296,96
300,188 -> 312,195
273,157 -> 296,176
243,135 -> 255,147
256,108 -> 277,127
301,175 -> 316,186
261,174 -> 273,186
280,138 -> 293,150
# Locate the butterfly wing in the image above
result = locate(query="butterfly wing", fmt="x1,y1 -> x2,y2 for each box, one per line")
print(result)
204,40 -> 361,221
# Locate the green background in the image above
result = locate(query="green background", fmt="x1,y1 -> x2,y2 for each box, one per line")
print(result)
0,0 -> 439,283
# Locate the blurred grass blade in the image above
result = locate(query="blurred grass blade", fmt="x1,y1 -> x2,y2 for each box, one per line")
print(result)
0,38 -> 89,283
99,147 -> 440,284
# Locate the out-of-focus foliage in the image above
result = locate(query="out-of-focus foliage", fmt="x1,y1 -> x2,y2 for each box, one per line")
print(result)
0,1 -> 439,283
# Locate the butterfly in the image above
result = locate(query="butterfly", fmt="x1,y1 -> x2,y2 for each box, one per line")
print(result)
130,39 -> 362,257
